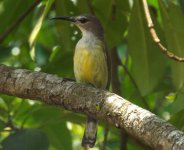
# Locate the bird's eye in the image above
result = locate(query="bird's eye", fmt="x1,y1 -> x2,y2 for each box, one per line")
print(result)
78,18 -> 88,24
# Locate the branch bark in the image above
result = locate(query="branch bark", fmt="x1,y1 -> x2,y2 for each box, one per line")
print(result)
0,64 -> 184,150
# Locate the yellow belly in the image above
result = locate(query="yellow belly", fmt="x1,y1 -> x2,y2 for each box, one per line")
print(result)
74,48 -> 108,89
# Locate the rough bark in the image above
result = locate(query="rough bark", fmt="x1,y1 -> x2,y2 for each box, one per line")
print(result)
0,64 -> 184,150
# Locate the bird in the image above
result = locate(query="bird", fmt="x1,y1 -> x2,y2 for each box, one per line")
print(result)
51,14 -> 111,148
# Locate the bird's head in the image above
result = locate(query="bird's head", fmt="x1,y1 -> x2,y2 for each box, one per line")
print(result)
51,15 -> 104,38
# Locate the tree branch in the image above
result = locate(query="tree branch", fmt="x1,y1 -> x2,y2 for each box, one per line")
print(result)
142,0 -> 184,62
0,64 -> 184,149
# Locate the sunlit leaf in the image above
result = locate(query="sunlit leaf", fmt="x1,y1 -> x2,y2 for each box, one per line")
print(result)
29,0 -> 54,60
0,96 -> 8,111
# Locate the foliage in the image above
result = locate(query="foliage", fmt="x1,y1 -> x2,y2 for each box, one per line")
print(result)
0,0 -> 184,149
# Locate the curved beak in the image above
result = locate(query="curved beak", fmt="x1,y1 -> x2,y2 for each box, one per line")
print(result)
50,16 -> 76,22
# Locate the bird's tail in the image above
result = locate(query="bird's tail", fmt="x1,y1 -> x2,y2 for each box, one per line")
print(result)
82,116 -> 98,148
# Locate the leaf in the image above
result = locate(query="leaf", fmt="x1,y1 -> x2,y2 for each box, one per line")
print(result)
12,100 -> 37,127
169,109 -> 184,131
0,0 -> 31,33
14,105 -> 61,128
54,0 -> 76,52
159,1 -> 184,90
0,96 -> 8,111
2,128 -> 49,150
30,106 -> 62,125
47,0 -> 77,78
179,0 -> 184,12
44,46 -> 73,77
170,86 -> 184,114
34,43 -> 50,67
93,0 -> 128,48
0,119 -> 5,131
76,0 -> 90,13
42,121 -> 72,150
128,1 -> 167,96
29,0 -> 54,60
0,95 -> 15,106
0,46 -> 12,62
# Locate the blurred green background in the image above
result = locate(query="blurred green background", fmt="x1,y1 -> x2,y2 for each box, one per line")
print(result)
0,0 -> 184,149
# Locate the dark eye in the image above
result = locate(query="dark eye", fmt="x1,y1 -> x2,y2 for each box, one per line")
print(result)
78,18 -> 88,23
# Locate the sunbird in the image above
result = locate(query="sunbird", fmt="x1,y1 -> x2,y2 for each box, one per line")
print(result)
52,14 -> 111,148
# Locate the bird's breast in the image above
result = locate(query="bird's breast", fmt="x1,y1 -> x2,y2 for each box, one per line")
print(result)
74,45 -> 108,89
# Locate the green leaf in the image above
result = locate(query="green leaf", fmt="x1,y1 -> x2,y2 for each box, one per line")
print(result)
29,105 -> 83,125
128,1 -> 167,96
47,0 -> 77,78
76,0 -> 90,13
0,119 -> 5,131
169,109 -> 184,131
12,100 -> 37,127
0,96 -> 8,111
34,43 -> 50,67
179,0 -> 184,12
15,105 -> 61,128
170,87 -> 184,114
93,0 -> 128,48
42,121 -> 72,150
54,0 -> 76,52
0,46 -> 12,62
31,106 -> 61,125
159,1 -> 184,89
2,128 -> 49,150
92,0 -> 112,20
0,95 -> 15,107
0,0 -> 31,33
44,46 -> 73,77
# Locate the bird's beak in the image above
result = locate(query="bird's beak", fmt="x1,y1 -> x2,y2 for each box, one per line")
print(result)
50,16 -> 76,22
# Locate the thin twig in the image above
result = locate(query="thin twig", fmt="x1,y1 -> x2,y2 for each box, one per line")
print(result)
142,0 -> 184,62
111,47 -> 150,110
120,62 -> 150,110
0,0 -> 40,43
